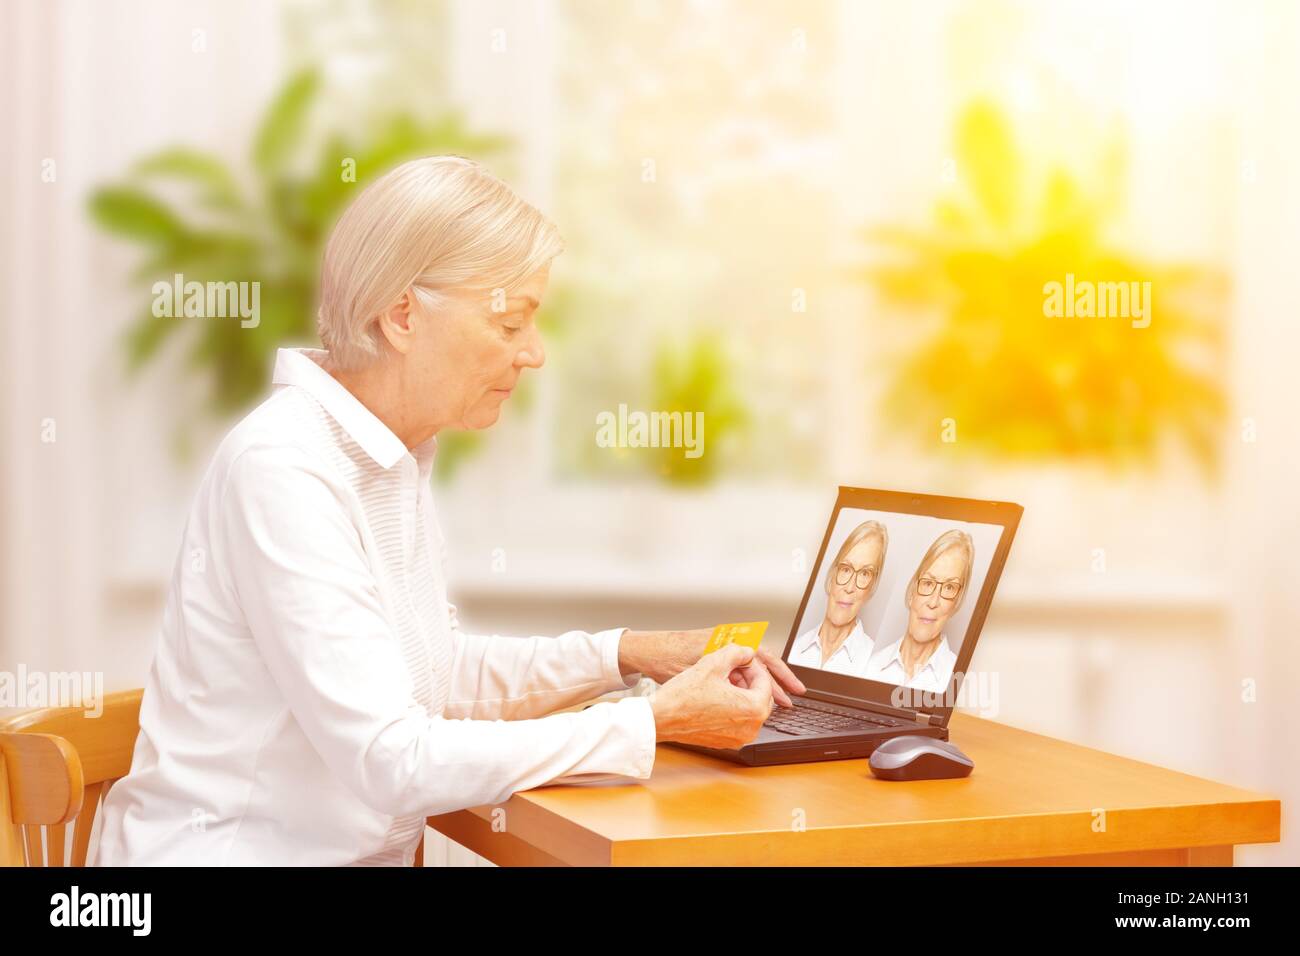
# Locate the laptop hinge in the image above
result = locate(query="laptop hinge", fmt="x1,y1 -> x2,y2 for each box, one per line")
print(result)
899,710 -> 945,727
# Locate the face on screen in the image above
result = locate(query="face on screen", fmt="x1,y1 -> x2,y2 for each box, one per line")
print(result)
904,545 -> 967,646
826,535 -> 884,628
789,508 -> 1002,693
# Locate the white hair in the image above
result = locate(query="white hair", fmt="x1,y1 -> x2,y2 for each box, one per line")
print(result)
316,155 -> 563,369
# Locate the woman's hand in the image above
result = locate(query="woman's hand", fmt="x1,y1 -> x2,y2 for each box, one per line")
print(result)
618,627 -> 806,708
728,645 -> 805,708
649,644 -> 778,749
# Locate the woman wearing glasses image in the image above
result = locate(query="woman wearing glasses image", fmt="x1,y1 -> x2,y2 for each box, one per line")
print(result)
789,521 -> 888,677
863,529 -> 974,692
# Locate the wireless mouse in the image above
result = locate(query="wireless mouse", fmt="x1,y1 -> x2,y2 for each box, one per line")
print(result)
868,735 -> 974,780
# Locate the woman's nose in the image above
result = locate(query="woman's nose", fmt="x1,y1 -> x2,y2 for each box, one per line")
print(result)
517,328 -> 545,369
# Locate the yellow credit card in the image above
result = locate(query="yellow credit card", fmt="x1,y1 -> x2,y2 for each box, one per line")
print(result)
702,621 -> 769,655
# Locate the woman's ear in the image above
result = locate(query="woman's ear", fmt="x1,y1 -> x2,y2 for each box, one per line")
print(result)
375,290 -> 417,355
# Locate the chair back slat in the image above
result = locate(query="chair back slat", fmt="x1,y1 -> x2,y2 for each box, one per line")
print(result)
70,781 -> 103,867
48,820 -> 67,867
24,824 -> 44,867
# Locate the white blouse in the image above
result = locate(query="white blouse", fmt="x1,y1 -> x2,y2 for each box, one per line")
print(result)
787,621 -> 875,677
861,635 -> 958,693
94,348 -> 655,866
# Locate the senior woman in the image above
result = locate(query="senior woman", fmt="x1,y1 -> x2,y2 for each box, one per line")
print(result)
94,156 -> 804,866
862,529 -> 974,692
787,520 -> 888,677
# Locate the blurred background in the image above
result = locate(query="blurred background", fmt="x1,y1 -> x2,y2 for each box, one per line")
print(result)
2,0 -> 1297,865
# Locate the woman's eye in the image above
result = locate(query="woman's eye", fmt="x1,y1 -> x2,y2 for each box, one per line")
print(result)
503,325 -> 522,337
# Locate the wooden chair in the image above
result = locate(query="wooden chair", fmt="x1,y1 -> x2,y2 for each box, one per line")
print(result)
0,689 -> 142,866
0,687 -> 428,866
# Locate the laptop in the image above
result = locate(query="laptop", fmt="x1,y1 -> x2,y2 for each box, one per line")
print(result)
674,486 -> 1021,766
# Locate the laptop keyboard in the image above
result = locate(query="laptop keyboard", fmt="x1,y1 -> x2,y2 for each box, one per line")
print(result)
764,699 -> 905,736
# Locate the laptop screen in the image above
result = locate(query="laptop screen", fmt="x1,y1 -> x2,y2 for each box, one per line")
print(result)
784,500 -> 1010,714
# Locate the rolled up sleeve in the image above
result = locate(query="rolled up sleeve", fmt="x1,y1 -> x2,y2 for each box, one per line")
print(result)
220,444 -> 657,819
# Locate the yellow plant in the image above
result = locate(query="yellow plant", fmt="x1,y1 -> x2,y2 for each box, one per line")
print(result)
863,100 -> 1228,472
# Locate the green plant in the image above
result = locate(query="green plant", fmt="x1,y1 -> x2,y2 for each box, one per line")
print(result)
89,66 -> 511,476
647,332 -> 748,484
863,99 -> 1228,473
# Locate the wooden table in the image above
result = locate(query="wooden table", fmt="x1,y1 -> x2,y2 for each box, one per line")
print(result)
427,712 -> 1281,866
